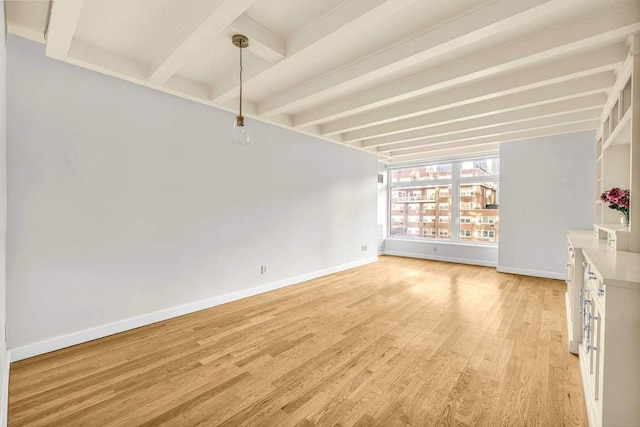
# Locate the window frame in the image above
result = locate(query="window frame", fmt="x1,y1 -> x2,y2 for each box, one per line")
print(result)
387,156 -> 499,245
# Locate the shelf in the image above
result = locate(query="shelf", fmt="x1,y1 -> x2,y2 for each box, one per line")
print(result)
603,108 -> 631,150
595,223 -> 630,234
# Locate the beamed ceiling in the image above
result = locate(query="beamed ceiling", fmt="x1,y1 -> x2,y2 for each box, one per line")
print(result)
6,0 -> 640,163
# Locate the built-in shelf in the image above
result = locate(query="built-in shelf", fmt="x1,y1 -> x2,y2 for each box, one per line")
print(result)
594,223 -> 630,251
595,223 -> 630,233
602,108 -> 631,150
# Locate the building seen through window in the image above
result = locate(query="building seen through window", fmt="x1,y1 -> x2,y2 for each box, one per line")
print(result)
389,158 -> 499,243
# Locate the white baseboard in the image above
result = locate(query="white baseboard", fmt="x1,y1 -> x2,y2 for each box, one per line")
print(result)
9,257 -> 378,362
496,266 -> 565,280
1,350 -> 9,427
383,250 -> 497,268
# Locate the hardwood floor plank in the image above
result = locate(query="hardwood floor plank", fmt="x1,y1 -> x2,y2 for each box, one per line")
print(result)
8,256 -> 588,426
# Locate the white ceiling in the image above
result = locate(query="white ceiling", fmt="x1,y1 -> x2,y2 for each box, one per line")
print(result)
6,0 -> 640,163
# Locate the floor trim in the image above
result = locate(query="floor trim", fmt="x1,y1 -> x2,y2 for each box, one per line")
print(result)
383,250 -> 497,268
9,257 -> 378,362
496,266 -> 565,280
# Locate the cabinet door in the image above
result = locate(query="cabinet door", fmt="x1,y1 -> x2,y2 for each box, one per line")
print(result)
581,286 -> 596,391
593,305 -> 604,416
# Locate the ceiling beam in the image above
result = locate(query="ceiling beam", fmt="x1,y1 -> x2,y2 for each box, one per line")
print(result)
294,3 -> 640,128
363,102 -> 603,148
377,109 -> 600,153
67,39 -> 151,82
344,93 -> 606,143
320,46 -> 624,135
229,15 -> 285,63
45,0 -> 84,59
257,0 -> 577,117
211,0 -> 421,103
286,0 -> 420,57
386,144 -> 502,164
389,121 -> 598,158
148,0 -> 258,84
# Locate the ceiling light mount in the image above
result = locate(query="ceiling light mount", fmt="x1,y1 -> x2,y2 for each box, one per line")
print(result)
232,34 -> 249,49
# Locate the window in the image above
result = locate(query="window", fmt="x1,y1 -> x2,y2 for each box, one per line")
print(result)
388,157 -> 499,243
390,164 -> 452,182
476,216 -> 497,224
390,182 -> 451,239
391,215 -> 404,223
475,230 -> 495,239
460,202 -> 478,210
460,159 -> 500,177
459,181 -> 499,242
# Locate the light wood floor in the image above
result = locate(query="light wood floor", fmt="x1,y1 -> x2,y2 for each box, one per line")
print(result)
8,256 -> 587,426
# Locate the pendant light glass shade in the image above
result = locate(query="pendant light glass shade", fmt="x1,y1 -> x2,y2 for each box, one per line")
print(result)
231,35 -> 249,145
232,116 -> 249,145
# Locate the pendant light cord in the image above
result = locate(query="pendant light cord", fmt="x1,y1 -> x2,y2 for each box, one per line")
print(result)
239,44 -> 243,118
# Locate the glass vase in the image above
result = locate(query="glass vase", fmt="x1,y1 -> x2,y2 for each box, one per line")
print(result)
621,213 -> 630,227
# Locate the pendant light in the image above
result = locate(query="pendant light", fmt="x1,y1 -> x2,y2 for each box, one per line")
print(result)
231,34 -> 249,145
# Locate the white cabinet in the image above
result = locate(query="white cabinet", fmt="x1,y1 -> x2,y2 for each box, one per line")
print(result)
566,230 -> 605,354
578,249 -> 640,427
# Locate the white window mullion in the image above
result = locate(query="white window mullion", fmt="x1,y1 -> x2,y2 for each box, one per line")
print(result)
451,162 -> 460,242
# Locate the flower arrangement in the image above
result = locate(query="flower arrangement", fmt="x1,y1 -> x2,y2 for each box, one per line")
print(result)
600,187 -> 630,225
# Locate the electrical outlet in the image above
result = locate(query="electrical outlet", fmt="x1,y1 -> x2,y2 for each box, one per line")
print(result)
260,265 -> 267,274
433,247 -> 438,253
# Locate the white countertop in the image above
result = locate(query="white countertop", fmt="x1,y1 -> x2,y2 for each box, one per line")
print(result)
582,248 -> 640,289
567,229 -> 607,251
568,229 -> 640,289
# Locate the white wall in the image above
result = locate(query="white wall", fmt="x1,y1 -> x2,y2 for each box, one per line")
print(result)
0,1 -> 7,423
6,36 -> 377,355
384,239 -> 498,267
498,131 -> 596,279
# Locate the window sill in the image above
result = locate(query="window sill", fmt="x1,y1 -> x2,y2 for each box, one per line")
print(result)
384,237 -> 498,248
